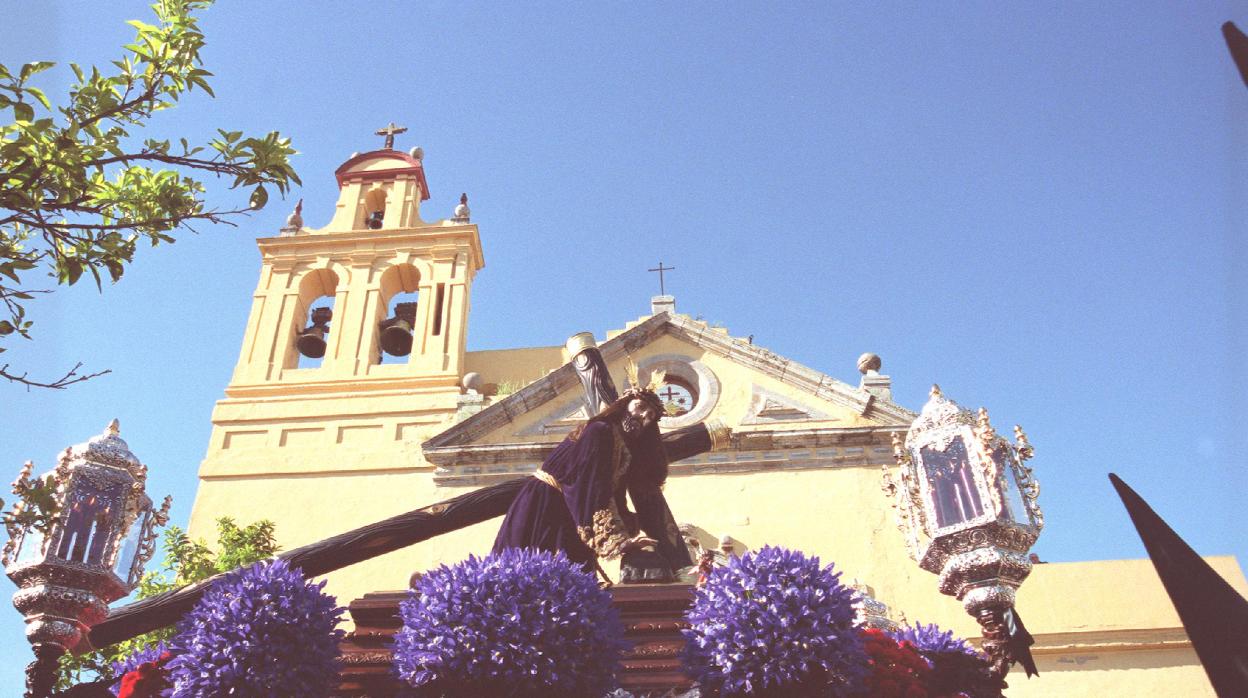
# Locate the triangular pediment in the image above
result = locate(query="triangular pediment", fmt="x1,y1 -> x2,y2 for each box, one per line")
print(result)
515,398 -> 593,437
425,311 -> 915,456
741,385 -> 835,425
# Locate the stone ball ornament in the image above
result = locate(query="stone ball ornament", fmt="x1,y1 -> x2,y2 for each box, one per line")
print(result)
856,352 -> 882,374
460,371 -> 483,393
4,420 -> 171,698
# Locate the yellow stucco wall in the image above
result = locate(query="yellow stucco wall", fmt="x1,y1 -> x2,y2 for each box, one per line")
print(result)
188,154 -> 1240,695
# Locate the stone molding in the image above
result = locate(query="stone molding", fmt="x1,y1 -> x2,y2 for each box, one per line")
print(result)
428,426 -> 903,487
424,312 -> 914,452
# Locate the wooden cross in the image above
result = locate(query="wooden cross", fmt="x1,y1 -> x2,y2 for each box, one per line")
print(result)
648,261 -> 675,295
375,122 -> 408,149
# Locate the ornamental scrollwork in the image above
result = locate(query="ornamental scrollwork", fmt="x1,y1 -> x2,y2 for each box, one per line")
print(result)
133,495 -> 173,581
1012,425 -> 1042,528
974,407 -> 1005,514
883,432 -> 926,543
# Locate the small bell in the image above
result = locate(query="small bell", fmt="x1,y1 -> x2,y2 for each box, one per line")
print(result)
296,306 -> 333,359
379,302 -> 418,357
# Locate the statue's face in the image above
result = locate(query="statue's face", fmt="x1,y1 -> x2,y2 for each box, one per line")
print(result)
621,397 -> 659,437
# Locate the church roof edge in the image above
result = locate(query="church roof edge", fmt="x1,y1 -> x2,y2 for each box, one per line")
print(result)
424,312 -> 916,451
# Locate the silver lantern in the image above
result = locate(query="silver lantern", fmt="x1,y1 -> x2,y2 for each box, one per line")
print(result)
4,420 -> 170,698
882,385 -> 1042,677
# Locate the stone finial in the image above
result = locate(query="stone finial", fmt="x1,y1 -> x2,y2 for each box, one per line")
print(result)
857,354 -> 891,400
287,199 -> 303,227
856,352 -> 882,375
409,146 -> 424,161
931,384 -> 942,398
281,199 -> 304,235
452,193 -> 471,223
106,418 -> 120,436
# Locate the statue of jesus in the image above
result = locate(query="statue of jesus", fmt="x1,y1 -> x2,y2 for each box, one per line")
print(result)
492,386 -> 693,582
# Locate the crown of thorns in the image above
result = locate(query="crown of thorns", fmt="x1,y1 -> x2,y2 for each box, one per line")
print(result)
624,359 -> 667,412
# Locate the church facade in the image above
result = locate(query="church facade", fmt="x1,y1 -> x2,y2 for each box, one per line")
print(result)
188,140 -> 1243,696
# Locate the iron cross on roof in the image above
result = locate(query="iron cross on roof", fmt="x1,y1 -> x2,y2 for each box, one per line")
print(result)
648,261 -> 675,296
375,122 -> 408,150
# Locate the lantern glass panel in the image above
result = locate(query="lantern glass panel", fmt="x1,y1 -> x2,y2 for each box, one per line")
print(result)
996,446 -> 1031,525
113,508 -> 149,582
14,526 -> 46,565
55,480 -> 122,565
919,436 -> 985,529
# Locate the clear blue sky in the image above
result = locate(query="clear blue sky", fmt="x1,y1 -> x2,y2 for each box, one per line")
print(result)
1,1 -> 1245,689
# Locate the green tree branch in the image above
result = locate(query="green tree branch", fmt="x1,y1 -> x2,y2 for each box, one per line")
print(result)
0,0 -> 300,390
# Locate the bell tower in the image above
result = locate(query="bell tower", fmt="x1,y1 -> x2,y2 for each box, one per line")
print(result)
190,127 -> 484,554
226,129 -> 481,387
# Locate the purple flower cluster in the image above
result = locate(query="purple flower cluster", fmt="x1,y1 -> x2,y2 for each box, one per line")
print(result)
393,548 -> 628,698
109,641 -> 169,696
164,558 -> 345,697
889,622 -> 979,657
682,545 -> 870,696
889,621 -> 1003,698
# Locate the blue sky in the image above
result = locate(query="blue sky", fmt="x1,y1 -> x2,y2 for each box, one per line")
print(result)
1,1 -> 1245,688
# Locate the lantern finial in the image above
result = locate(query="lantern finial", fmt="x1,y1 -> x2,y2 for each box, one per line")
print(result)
106,419 -> 120,436
930,383 -> 942,398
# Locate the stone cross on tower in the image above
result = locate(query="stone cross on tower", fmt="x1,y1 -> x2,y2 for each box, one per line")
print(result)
648,261 -> 676,296
375,122 -> 408,150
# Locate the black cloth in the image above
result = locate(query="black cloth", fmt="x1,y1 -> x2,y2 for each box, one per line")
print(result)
1111,473 -> 1248,696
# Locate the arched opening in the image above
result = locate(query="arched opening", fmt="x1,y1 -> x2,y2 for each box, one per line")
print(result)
291,267 -> 339,369
638,355 -> 721,430
363,185 -> 387,229
376,263 -> 420,365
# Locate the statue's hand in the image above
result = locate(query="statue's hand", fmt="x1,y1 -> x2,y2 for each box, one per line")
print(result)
622,535 -> 658,554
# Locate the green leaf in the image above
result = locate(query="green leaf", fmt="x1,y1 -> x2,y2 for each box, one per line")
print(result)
249,185 -> 268,209
13,102 -> 33,121
0,321 -> 14,335
24,87 -> 50,110
65,259 -> 83,286
19,61 -> 54,80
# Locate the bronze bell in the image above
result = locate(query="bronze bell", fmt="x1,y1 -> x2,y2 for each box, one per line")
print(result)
379,302 -> 417,357
296,306 -> 333,359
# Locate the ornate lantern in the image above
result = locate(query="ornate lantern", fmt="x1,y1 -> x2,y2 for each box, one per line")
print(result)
3,420 -> 170,698
882,386 -> 1042,677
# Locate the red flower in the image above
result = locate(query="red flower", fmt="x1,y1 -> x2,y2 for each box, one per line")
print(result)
117,651 -> 172,698
860,628 -> 932,698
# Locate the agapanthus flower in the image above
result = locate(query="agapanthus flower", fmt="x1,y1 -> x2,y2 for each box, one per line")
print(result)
889,622 -> 979,658
889,621 -> 1002,698
393,548 -> 628,698
164,558 -> 345,697
681,545 -> 870,696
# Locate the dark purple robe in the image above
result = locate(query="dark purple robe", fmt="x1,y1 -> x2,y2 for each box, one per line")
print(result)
493,421 -> 633,572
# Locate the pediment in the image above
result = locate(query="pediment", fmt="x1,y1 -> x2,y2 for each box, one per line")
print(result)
425,311 -> 915,456
741,385 -> 835,425
515,398 -> 593,437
